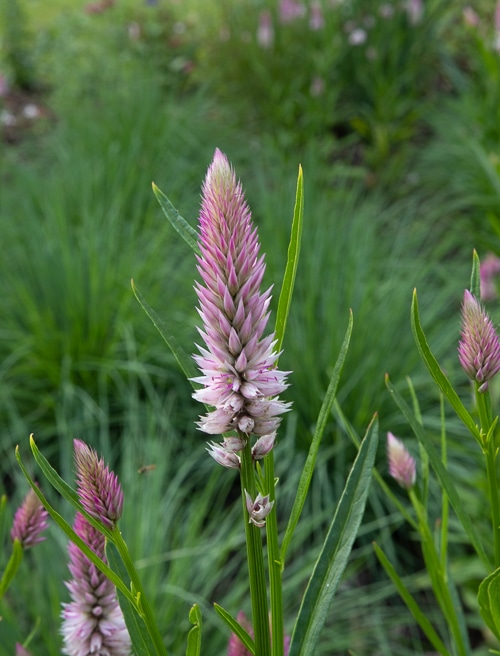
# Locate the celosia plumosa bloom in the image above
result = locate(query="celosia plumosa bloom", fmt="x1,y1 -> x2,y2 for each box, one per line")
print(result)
387,432 -> 416,490
458,289 -> 500,392
10,488 -> 49,549
61,513 -> 130,656
192,149 -> 290,455
73,439 -> 123,528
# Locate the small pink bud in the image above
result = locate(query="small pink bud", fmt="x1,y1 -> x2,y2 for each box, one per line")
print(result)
251,433 -> 276,459
207,442 -> 241,469
387,433 -> 416,490
11,488 -> 49,549
245,491 -> 274,527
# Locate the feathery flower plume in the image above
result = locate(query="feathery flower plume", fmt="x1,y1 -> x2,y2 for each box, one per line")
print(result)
11,488 -> 49,549
387,432 -> 416,490
458,290 -> 500,392
73,439 -> 123,528
192,149 -> 290,458
61,513 -> 130,656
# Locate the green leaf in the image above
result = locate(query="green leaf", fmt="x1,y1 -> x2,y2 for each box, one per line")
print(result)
131,279 -> 198,385
281,311 -> 353,565
106,540 -> 162,656
479,568 -> 500,642
274,165 -> 303,352
152,182 -> 200,255
411,290 -> 480,443
0,538 -> 24,598
213,603 -> 255,655
15,446 -> 134,604
470,250 -> 481,299
288,414 -> 379,656
373,543 -> 449,656
385,375 -> 491,571
186,604 -> 202,656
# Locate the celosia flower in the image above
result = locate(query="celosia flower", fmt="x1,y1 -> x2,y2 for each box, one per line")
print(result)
257,10 -> 274,49
192,149 -> 290,459
279,0 -> 306,23
309,2 -> 324,30
458,290 -> 500,392
10,488 -> 49,549
227,611 -> 290,656
16,644 -> 32,656
61,513 -> 130,656
73,439 -> 123,528
387,432 -> 416,490
480,253 -> 500,301
245,491 -> 274,527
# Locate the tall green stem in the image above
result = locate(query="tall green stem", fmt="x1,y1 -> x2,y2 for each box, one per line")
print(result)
265,450 -> 284,656
240,438 -> 271,656
475,387 -> 500,569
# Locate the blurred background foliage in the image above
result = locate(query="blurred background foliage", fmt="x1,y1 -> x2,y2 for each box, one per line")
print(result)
1,0 -> 500,653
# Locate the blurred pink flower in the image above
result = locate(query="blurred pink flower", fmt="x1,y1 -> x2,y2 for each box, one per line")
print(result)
257,10 -> 274,48
387,433 -> 416,490
309,2 -> 324,30
279,0 -> 306,24
480,253 -> 500,300
310,76 -> 325,97
11,488 -> 48,549
15,645 -> 32,656
458,289 -> 500,392
405,0 -> 423,25
348,28 -> 367,45
462,6 -> 479,27
227,611 -> 290,656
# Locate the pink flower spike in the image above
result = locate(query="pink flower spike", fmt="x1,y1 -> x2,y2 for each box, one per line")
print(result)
61,513 -> 130,656
387,433 -> 416,490
193,149 -> 291,446
73,440 -> 123,528
11,488 -> 49,549
257,10 -> 274,48
16,644 -> 32,656
309,2 -> 324,30
458,290 -> 500,392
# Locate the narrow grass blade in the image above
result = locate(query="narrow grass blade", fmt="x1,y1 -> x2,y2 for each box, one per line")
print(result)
213,603 -> 255,655
470,250 -> 480,299
288,414 -> 378,656
479,568 -> 500,642
131,279 -> 198,385
0,539 -> 23,598
411,290 -> 480,442
152,182 -> 200,255
274,165 -> 303,352
385,374 -> 491,570
106,540 -> 163,656
15,447 -> 134,603
373,542 -> 449,656
281,310 -> 353,565
186,604 -> 202,656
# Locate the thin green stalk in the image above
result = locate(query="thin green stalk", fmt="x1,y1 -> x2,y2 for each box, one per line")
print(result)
111,528 -> 168,656
240,438 -> 271,656
410,490 -> 468,656
265,450 -> 284,656
439,394 -> 449,573
475,387 -> 500,569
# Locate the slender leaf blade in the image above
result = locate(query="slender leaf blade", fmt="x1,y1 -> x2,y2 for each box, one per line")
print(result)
274,165 -> 303,352
385,375 -> 491,570
373,543 -> 449,656
106,541 -> 162,656
0,539 -> 24,598
288,414 -> 378,656
213,603 -> 255,655
131,280 -> 198,385
152,183 -> 200,255
411,290 -> 480,442
470,250 -> 480,299
281,311 -> 353,564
